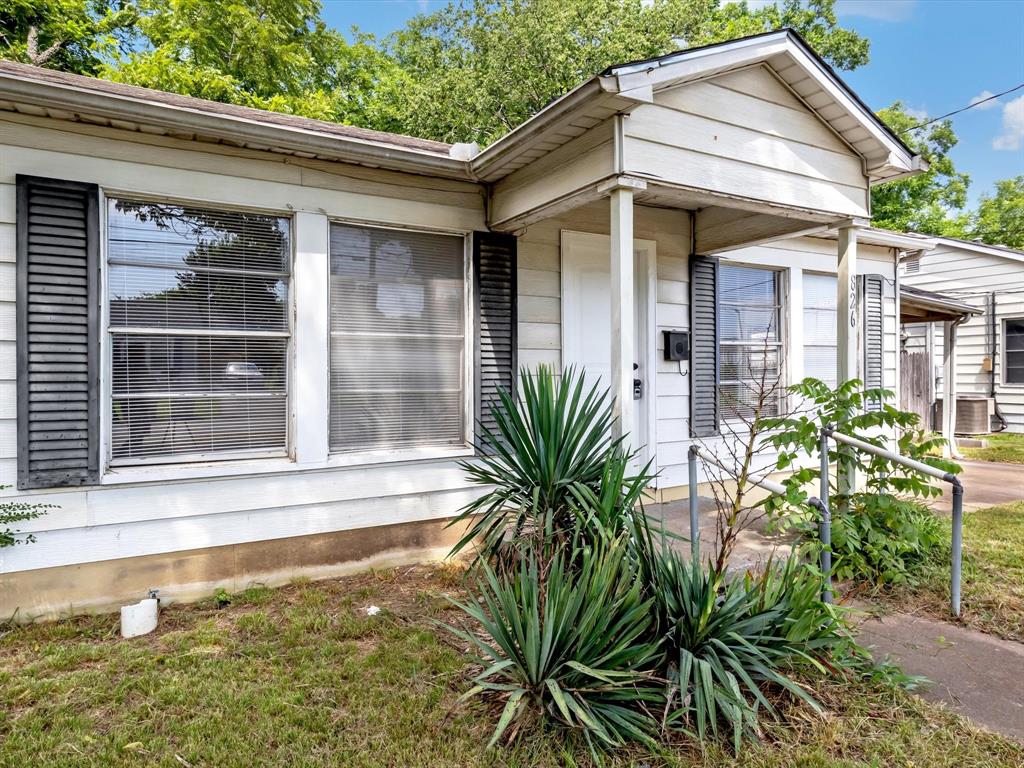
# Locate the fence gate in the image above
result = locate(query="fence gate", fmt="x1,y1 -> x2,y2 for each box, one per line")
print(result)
901,347 -> 931,427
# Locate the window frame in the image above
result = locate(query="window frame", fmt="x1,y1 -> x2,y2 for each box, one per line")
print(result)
802,271 -> 839,389
325,217 -> 475,456
717,262 -> 787,423
99,189 -> 295,470
1003,316 -> 1024,387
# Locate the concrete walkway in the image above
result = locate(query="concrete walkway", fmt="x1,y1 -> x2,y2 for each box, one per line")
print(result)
856,611 -> 1024,742
938,459 -> 1024,511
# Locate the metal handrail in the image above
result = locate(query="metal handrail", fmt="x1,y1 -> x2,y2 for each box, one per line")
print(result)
687,445 -> 834,603
824,425 -> 964,617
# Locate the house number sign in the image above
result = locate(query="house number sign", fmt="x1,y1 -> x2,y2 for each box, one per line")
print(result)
848,275 -> 858,327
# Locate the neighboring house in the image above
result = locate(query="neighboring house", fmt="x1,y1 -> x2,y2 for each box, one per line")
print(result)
0,30 -> 926,618
901,238 -> 1024,434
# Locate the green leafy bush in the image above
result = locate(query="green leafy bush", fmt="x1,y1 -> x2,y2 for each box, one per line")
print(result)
0,487 -> 51,548
446,538 -> 663,754
764,378 -> 956,585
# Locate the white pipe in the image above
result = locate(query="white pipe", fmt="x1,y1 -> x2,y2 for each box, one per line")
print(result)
827,429 -> 954,482
693,447 -> 787,496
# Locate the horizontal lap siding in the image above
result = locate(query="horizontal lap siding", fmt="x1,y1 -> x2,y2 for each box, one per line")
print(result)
0,114 -> 487,576
903,245 -> 1024,432
622,66 -> 869,218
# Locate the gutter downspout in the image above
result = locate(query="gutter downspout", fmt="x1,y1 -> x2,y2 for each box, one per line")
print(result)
988,291 -> 1009,432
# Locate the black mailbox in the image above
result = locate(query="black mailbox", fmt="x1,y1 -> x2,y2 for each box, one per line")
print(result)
663,330 -> 690,361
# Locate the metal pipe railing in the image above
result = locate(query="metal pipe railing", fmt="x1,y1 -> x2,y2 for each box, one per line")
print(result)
687,445 -> 833,603
823,425 -> 964,617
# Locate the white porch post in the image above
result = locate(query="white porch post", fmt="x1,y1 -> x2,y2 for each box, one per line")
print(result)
610,186 -> 635,443
836,225 -> 859,497
942,320 -> 960,459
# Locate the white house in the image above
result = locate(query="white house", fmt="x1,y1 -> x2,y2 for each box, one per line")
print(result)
901,237 -> 1024,435
0,30 -> 926,618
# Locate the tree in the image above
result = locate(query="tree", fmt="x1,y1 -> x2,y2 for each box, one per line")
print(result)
100,0 -> 405,127
870,102 -> 971,237
384,0 -> 870,145
970,176 -> 1024,250
0,0 -> 137,73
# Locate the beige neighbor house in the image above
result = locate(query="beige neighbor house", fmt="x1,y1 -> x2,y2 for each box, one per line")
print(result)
0,30 -> 929,619
900,237 -> 1024,437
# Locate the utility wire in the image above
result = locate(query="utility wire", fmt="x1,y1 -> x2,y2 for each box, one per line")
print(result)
898,82 -> 1024,134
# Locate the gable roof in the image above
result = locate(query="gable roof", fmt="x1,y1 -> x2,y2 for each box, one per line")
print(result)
929,235 -> 1024,263
473,29 -> 924,183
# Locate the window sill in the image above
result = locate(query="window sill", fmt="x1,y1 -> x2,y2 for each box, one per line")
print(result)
100,445 -> 477,486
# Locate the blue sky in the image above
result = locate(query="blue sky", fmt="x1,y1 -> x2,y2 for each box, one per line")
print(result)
321,0 -> 1024,208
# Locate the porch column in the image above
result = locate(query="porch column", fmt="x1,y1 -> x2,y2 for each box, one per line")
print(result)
836,226 -> 859,497
610,186 -> 635,443
942,320 -> 960,459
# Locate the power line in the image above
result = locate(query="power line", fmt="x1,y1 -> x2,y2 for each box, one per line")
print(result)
898,82 -> 1024,135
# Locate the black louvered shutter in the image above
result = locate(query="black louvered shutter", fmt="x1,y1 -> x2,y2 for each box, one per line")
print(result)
16,176 -> 100,489
689,254 -> 719,437
473,232 -> 517,448
860,273 -> 884,410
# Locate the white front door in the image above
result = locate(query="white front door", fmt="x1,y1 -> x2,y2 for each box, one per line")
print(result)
561,230 -> 656,464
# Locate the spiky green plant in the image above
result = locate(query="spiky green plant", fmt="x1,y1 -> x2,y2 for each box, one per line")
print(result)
445,538 -> 663,755
448,366 -> 634,563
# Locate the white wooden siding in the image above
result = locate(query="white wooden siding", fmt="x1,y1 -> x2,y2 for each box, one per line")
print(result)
902,243 -> 1024,432
0,112 -> 487,575
621,66 -> 870,218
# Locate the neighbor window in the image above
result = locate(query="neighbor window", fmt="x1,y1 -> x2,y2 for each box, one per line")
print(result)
803,273 -> 838,388
1006,318 -> 1024,384
106,199 -> 291,464
328,223 -> 466,451
718,264 -> 783,419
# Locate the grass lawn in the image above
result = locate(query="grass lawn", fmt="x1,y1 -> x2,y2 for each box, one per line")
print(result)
1,567 -> 1020,767
962,432 -> 1024,464
875,502 -> 1024,642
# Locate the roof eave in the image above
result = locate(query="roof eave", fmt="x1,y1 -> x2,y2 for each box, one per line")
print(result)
0,71 -> 474,181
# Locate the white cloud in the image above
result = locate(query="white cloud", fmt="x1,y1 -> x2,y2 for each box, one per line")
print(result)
904,106 -> 928,121
969,90 -> 1001,110
993,94 -> 1024,151
834,0 -> 917,22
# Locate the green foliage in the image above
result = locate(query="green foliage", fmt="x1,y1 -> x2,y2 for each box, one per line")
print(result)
385,0 -> 869,145
969,175 -> 1024,249
447,365 -> 648,564
0,0 -> 137,73
764,378 -> 957,585
446,538 -> 663,754
0,487 -> 52,548
870,103 -> 971,237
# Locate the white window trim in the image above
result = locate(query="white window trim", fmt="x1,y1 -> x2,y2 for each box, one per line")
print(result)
1003,316 -> 1024,387
325,218 -> 475,457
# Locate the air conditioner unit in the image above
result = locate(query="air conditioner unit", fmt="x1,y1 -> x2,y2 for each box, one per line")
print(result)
934,397 -> 993,435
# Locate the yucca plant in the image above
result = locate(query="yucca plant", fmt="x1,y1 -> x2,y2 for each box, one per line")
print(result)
445,538 -> 663,755
644,542 -> 842,753
448,366 -> 633,564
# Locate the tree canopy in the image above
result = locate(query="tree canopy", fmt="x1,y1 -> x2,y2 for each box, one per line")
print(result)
969,176 -> 1024,250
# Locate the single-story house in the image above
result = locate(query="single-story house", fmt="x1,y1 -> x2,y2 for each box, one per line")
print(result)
0,29 -> 927,618
900,237 -> 1024,435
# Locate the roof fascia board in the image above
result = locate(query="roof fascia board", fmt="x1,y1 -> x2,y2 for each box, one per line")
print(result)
930,237 -> 1024,262
0,72 -> 473,180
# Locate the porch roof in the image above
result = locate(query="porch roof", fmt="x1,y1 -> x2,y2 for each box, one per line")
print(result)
900,286 -> 982,324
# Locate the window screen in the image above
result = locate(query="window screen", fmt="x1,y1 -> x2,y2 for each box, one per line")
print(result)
107,199 -> 290,463
803,273 -> 838,388
1006,318 -> 1024,384
329,223 -> 466,451
718,264 -> 782,419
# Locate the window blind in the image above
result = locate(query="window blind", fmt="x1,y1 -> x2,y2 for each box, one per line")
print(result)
718,264 -> 782,419
106,199 -> 291,463
803,273 -> 838,388
329,223 -> 466,452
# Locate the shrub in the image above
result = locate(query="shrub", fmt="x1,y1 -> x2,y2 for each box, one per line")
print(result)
0,487 -> 51,548
446,538 -> 663,754
448,366 -> 645,565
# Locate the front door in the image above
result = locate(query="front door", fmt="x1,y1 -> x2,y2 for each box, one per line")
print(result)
561,230 -> 656,464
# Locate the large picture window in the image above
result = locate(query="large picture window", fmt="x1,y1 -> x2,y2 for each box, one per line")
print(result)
1006,318 -> 1024,384
803,273 -> 838,388
329,223 -> 467,452
106,199 -> 291,464
718,264 -> 782,419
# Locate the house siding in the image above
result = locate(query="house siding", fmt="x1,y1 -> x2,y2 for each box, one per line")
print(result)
902,243 -> 1024,432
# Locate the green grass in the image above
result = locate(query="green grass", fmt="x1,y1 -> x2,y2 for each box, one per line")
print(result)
879,502 -> 1024,641
0,567 -> 1019,768
962,432 -> 1024,464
